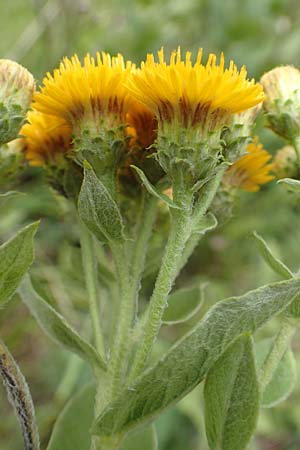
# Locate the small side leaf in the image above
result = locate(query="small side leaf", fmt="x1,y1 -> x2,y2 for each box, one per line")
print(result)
252,231 -> 293,279
251,232 -> 300,317
193,212 -> 218,235
121,425 -> 157,450
256,339 -> 297,408
47,383 -> 95,450
0,190 -> 25,200
93,277 -> 300,439
162,285 -> 204,324
278,178 -> 300,193
204,334 -> 259,450
131,165 -> 181,209
0,339 -> 40,450
18,276 -> 106,371
78,163 -> 125,243
0,221 -> 39,306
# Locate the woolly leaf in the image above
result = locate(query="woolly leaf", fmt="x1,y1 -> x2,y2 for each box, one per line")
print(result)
192,212 -> 218,235
0,221 -> 38,305
162,285 -> 204,324
18,276 -> 106,371
93,278 -> 300,439
121,425 -> 157,450
78,163 -> 125,243
256,339 -> 297,408
47,384 -> 95,450
131,165 -> 180,209
252,231 -> 293,278
204,334 -> 259,450
278,177 -> 300,193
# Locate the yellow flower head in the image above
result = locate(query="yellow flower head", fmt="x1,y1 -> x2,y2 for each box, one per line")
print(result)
20,110 -> 72,166
224,140 -> 274,192
126,100 -> 157,149
128,48 -> 264,131
33,53 -> 134,133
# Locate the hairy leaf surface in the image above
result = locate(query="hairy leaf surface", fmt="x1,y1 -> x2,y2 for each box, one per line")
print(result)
93,278 -> 300,438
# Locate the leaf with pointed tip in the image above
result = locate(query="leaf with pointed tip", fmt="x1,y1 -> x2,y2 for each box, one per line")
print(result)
252,231 -> 293,278
204,334 -> 259,450
18,276 -> 106,371
78,163 -> 125,243
0,221 -> 39,305
256,339 -> 297,408
92,278 -> 300,439
278,178 -> 300,193
0,190 -> 25,200
162,285 -> 204,324
47,384 -> 95,450
131,165 -> 180,209
121,425 -> 157,450
193,212 -> 217,235
251,232 -> 300,317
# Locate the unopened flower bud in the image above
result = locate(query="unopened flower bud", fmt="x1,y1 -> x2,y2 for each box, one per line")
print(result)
0,59 -> 35,145
273,145 -> 299,179
261,66 -> 300,141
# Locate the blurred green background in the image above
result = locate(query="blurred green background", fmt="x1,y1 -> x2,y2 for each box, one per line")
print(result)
1,0 -> 300,449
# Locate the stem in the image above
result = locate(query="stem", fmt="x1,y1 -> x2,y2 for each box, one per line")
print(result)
260,319 -> 297,392
130,193 -> 158,311
79,220 -> 106,359
129,198 -> 193,381
108,195 -> 157,397
109,243 -> 133,398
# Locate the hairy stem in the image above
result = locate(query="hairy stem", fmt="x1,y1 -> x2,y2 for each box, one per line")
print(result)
130,193 -> 158,313
129,199 -> 193,380
109,243 -> 133,398
79,220 -> 106,359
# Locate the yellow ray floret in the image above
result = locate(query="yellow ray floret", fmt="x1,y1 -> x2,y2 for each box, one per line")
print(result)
21,111 -> 72,166
225,140 -> 274,192
128,48 -> 265,128
33,53 -> 135,130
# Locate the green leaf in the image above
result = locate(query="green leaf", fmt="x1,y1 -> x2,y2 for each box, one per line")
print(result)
162,285 -> 204,324
18,276 -> 106,371
278,177 -> 300,193
0,339 -> 40,450
0,190 -> 25,200
193,212 -> 218,235
252,231 -> 293,279
78,163 -> 125,243
121,425 -> 157,450
93,278 -> 300,439
256,339 -> 297,408
251,232 -> 300,317
0,221 -> 39,306
204,334 -> 259,450
131,165 -> 180,209
47,384 -> 95,450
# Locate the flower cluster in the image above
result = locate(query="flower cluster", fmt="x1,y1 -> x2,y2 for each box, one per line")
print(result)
0,48 -> 274,195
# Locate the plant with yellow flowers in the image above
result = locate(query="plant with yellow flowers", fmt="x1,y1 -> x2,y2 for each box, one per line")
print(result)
1,49 -> 300,450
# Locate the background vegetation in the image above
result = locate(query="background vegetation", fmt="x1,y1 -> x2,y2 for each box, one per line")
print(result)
1,0 -> 300,449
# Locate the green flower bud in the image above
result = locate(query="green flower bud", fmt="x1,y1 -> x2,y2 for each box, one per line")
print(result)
273,145 -> 299,179
261,66 -> 300,142
0,59 -> 35,145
